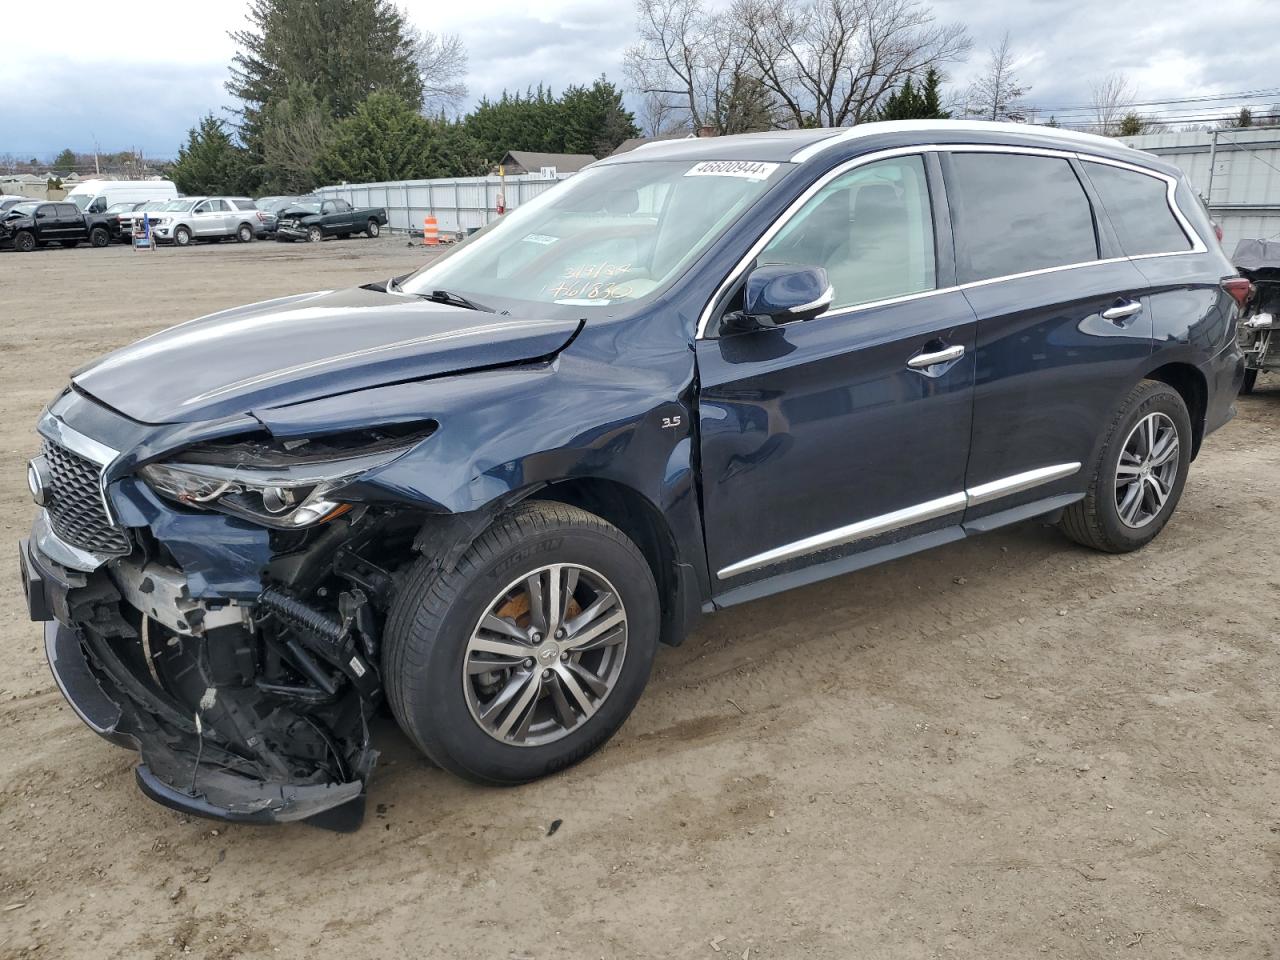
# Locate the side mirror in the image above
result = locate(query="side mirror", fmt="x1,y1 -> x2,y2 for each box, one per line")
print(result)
721,264 -> 833,335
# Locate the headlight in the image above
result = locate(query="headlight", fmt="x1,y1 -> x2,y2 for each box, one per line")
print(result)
139,426 -> 432,528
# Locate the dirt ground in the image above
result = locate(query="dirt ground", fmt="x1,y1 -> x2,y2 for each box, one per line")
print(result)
1,237 -> 1278,960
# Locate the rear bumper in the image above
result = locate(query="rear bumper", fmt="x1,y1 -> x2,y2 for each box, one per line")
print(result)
21,530 -> 372,831
1202,336 -> 1247,439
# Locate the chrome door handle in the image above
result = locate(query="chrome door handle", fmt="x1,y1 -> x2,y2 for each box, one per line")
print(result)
1102,300 -> 1143,322
908,344 -> 965,369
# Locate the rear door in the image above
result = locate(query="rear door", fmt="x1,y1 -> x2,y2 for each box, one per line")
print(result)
942,149 -> 1154,523
697,152 -> 978,594
57,203 -> 87,242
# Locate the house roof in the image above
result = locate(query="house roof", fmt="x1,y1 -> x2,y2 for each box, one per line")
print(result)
500,151 -> 597,173
609,132 -> 696,156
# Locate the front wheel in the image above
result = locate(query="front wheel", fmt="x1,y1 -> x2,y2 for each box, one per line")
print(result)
1058,380 -> 1192,553
383,501 -> 659,784
89,227 -> 110,247
365,219 -> 380,238
14,230 -> 36,252
174,226 -> 192,247
306,225 -> 323,243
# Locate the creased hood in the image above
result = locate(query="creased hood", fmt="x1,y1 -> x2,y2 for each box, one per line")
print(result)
73,287 -> 581,424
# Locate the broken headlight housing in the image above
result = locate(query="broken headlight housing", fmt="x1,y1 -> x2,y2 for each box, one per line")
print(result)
139,426 -> 432,529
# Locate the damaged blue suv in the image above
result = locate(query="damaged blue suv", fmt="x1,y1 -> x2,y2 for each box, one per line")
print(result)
19,121 -> 1247,829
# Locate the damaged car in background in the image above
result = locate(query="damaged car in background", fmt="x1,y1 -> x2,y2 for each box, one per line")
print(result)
19,121 -> 1246,830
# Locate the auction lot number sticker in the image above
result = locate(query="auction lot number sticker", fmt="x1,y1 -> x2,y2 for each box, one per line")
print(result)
684,160 -> 780,181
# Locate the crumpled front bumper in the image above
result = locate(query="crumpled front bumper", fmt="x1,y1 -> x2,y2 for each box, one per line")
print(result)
20,531 -> 372,831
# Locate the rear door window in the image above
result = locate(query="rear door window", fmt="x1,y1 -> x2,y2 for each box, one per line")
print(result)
1082,161 -> 1193,256
947,153 -> 1099,283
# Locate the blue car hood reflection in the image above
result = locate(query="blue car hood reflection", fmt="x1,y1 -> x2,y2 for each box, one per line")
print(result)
72,286 -> 582,424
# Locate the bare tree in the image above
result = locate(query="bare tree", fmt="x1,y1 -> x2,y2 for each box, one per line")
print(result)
965,31 -> 1029,122
1090,72 -> 1136,136
626,0 -> 751,132
409,28 -> 469,115
734,0 -> 970,127
627,0 -> 969,131
262,91 -> 333,190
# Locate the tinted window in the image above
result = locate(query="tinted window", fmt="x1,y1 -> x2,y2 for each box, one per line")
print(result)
948,153 -> 1098,283
57,204 -> 81,218
1083,161 -> 1192,256
230,198 -> 256,210
758,154 -> 936,311
35,205 -> 54,219
334,199 -> 351,212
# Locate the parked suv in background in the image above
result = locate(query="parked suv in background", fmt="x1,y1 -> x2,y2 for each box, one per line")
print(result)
1,200 -> 117,251
151,196 -> 262,245
19,121 -> 1245,829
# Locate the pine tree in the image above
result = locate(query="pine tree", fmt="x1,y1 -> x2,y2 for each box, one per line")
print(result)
878,69 -> 950,121
171,116 -> 251,195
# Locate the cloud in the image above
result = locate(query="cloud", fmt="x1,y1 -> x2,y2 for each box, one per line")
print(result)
4,0 -> 1279,157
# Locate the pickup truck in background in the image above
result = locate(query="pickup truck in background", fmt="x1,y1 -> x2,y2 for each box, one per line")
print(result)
274,197 -> 387,242
0,200 -> 118,252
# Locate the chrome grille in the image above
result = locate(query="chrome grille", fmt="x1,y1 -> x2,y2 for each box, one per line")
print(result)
41,438 -> 130,555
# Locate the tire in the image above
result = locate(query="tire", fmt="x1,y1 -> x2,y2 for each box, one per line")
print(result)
1240,368 -> 1258,395
174,226 -> 192,247
365,219 -> 380,238
1058,380 -> 1192,553
89,227 -> 109,248
383,501 -> 659,784
236,223 -> 254,243
14,230 -> 35,253
307,225 -> 323,243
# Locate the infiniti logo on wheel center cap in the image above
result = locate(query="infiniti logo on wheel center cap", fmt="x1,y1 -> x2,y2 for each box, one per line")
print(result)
537,643 -> 560,663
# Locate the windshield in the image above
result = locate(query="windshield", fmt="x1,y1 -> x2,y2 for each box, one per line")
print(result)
69,194 -> 92,210
160,199 -> 196,212
9,202 -> 38,216
399,159 -> 786,318
106,202 -> 134,213
261,197 -> 295,211
282,200 -> 321,214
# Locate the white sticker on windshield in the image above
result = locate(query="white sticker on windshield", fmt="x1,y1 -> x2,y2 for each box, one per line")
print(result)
522,233 -> 559,245
684,160 -> 780,181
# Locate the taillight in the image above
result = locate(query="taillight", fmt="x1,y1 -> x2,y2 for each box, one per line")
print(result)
1221,277 -> 1253,308
257,211 -> 267,222
1213,222 -> 1224,243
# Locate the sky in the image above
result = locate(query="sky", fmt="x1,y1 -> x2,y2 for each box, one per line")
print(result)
2,0 -> 1279,160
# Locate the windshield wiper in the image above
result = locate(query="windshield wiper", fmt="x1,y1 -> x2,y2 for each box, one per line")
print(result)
416,288 -> 496,313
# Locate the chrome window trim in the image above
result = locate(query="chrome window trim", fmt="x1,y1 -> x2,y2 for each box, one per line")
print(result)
36,410 -> 123,526
716,461 -> 1081,580
696,143 -> 1206,340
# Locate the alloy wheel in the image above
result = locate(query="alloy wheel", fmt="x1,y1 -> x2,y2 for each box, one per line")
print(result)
1114,412 -> 1179,528
462,563 -> 628,747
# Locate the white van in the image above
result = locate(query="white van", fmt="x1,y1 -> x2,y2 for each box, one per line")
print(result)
64,179 -> 178,214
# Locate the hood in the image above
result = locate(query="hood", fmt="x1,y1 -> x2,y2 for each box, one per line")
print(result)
73,286 -> 581,424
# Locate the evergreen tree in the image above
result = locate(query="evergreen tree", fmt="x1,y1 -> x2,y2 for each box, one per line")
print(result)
715,74 -> 777,134
53,148 -> 77,169
1117,112 -> 1146,136
559,77 -> 640,156
227,0 -> 424,162
170,115 -> 250,195
314,93 -> 487,183
877,69 -> 950,121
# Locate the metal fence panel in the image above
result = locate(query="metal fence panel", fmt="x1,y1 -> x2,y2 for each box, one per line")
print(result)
313,172 -> 571,237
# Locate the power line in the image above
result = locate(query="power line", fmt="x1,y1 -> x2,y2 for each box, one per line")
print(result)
1032,87 -> 1280,113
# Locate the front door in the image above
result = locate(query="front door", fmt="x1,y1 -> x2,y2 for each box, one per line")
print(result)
696,152 -> 977,595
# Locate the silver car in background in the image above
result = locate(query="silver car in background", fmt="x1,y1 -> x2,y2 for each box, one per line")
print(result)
151,197 -> 262,246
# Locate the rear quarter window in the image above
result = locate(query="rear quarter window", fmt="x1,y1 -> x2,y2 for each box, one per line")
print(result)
1082,160 -> 1193,256
947,153 -> 1099,284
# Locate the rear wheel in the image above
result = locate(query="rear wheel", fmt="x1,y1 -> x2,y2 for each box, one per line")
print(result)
1058,380 -> 1191,553
14,230 -> 36,252
89,227 -> 110,247
384,501 -> 659,784
1241,368 -> 1258,395
307,225 -> 323,243
365,219 -> 380,238
236,223 -> 254,243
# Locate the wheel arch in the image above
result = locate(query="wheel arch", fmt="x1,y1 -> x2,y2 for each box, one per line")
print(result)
1142,361 -> 1208,458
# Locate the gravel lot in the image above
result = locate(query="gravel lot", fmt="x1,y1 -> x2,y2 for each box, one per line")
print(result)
1,237 -> 1278,959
